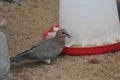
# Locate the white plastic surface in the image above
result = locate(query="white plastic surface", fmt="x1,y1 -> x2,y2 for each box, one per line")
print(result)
60,0 -> 120,46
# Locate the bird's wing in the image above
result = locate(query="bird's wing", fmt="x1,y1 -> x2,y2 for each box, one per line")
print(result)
26,38 -> 62,60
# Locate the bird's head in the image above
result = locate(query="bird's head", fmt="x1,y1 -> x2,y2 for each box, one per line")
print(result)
55,29 -> 71,40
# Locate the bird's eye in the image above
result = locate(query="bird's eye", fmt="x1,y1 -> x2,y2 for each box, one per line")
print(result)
62,32 -> 65,34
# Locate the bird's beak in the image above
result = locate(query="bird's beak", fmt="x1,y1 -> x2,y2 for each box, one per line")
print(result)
65,33 -> 71,38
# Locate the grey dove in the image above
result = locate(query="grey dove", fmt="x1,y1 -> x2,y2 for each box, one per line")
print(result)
10,29 -> 71,64
3,0 -> 19,3
2,0 -> 21,5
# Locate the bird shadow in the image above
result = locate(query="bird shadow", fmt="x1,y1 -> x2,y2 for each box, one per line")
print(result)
10,60 -> 46,71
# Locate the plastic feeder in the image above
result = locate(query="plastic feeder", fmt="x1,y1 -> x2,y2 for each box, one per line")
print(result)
42,0 -> 120,55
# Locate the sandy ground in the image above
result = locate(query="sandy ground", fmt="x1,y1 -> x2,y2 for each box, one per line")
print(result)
0,0 -> 120,80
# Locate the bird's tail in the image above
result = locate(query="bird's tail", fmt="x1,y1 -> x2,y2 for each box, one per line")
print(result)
10,51 -> 29,63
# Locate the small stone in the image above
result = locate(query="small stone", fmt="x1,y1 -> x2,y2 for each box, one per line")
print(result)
7,10 -> 11,12
34,6 -> 38,8
0,19 -> 7,27
0,2 -> 3,9
89,58 -> 100,64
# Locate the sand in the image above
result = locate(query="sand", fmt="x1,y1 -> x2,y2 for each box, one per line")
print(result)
0,0 -> 120,80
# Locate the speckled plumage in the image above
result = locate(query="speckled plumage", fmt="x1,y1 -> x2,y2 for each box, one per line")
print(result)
10,29 -> 71,64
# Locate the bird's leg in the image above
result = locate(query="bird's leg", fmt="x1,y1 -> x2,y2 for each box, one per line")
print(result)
45,59 -> 57,65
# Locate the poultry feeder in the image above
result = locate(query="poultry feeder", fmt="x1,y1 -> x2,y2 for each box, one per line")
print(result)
42,0 -> 120,55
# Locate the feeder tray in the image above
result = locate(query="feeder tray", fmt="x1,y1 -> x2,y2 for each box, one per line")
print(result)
42,25 -> 120,55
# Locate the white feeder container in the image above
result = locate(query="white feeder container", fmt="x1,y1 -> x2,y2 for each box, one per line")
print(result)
60,0 -> 120,47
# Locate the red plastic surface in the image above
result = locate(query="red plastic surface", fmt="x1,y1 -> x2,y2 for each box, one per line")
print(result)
42,25 -> 120,55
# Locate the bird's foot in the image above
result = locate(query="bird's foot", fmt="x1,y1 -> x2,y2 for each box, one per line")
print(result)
49,60 -> 58,65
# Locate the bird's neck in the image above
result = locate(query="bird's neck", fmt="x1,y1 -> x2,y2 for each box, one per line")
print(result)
54,36 -> 65,47
55,36 -> 65,42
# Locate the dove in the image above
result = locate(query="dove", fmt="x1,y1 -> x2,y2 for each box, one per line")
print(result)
10,29 -> 71,64
3,0 -> 19,3
3,0 -> 21,5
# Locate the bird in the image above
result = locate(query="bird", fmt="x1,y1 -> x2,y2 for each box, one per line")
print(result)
10,29 -> 71,64
2,0 -> 21,6
3,0 -> 19,3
